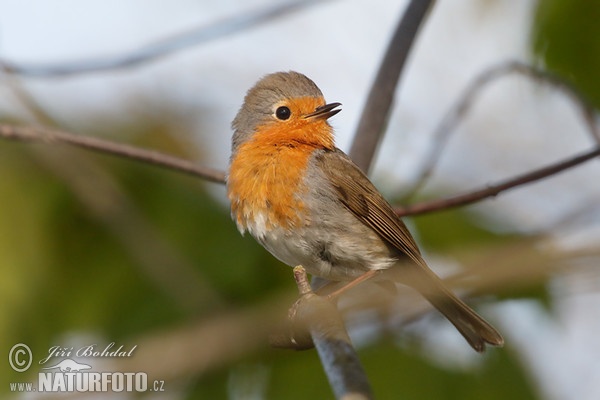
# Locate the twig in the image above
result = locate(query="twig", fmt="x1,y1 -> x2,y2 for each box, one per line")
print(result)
396,146 -> 600,216
0,0 -> 326,77
0,124 -> 226,183
349,0 -> 435,173
292,266 -> 373,400
403,60 -> 600,201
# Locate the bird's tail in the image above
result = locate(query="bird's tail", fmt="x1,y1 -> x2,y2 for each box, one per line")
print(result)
403,264 -> 504,352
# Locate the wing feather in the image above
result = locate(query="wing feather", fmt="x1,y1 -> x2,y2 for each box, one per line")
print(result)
317,148 -> 425,267
314,148 -> 504,352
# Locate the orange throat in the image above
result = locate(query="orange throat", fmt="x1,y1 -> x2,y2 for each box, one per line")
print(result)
228,121 -> 334,236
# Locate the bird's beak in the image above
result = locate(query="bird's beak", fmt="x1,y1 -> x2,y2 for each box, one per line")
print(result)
304,102 -> 342,120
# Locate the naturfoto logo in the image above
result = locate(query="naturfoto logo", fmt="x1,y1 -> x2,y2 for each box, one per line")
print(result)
8,342 -> 165,394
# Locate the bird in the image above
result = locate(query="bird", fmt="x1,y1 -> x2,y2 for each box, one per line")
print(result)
226,71 -> 503,352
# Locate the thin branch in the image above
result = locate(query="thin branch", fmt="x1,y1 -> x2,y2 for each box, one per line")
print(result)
349,0 -> 435,173
396,146 -> 600,216
0,124 -> 226,183
402,60 -> 600,201
0,0 -> 326,77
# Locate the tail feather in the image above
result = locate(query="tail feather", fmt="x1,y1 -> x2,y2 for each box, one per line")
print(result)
402,264 -> 504,352
423,290 -> 504,352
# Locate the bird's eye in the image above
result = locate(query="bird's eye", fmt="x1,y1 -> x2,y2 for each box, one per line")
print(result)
275,106 -> 291,120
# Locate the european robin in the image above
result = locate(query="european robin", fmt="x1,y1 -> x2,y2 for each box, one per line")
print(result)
227,71 -> 503,352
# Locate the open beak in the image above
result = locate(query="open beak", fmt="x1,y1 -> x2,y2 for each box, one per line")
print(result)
304,102 -> 342,120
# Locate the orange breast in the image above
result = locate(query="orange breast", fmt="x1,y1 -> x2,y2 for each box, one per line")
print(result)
228,121 -> 333,234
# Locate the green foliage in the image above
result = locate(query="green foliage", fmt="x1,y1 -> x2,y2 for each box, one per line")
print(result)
533,0 -> 600,108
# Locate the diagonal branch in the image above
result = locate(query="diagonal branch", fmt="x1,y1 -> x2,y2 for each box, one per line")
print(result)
396,146 -> 600,216
0,124 -> 226,183
0,0 -> 326,77
349,0 -> 435,173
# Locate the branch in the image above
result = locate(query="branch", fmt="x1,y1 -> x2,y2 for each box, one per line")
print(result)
0,124 -> 226,183
291,266 -> 373,400
396,146 -> 600,216
402,60 -> 600,201
0,0 -> 326,77
349,0 -> 435,173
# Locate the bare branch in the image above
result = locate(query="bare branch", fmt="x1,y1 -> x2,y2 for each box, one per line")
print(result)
292,266 -> 373,400
396,146 -> 600,217
0,124 -> 226,183
349,0 -> 435,173
403,60 -> 600,200
0,0 -> 326,77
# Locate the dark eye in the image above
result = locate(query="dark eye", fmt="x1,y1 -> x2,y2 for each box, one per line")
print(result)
275,106 -> 291,120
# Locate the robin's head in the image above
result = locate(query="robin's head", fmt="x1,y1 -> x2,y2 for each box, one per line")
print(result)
231,71 -> 341,153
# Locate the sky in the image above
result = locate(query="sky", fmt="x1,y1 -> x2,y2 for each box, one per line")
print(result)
1,1 -> 599,399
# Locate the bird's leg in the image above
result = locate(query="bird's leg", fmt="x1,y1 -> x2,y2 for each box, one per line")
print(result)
325,269 -> 381,300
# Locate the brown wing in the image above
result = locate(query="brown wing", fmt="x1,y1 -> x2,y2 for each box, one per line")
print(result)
316,148 -> 504,352
316,148 -> 426,267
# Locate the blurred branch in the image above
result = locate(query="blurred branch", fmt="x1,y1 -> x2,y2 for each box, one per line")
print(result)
0,0 -> 327,77
117,290 -> 296,382
34,147 -> 226,313
112,234 -> 598,385
114,272 -> 374,397
403,60 -> 600,201
0,124 -> 226,183
349,0 -> 435,173
396,146 -> 600,217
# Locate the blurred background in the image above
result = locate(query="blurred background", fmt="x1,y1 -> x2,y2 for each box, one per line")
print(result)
1,0 -> 599,399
